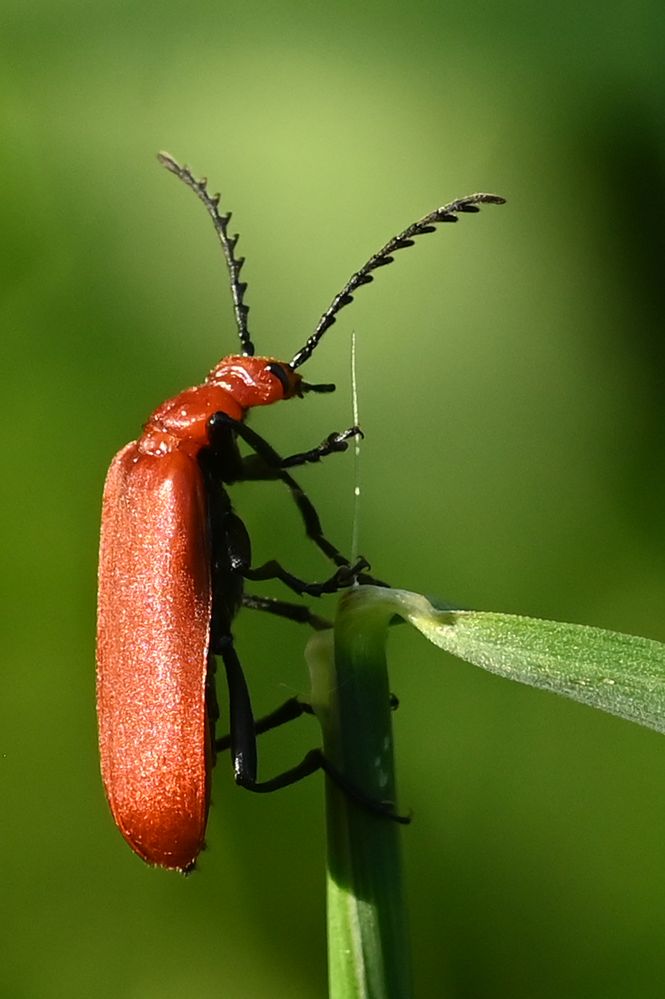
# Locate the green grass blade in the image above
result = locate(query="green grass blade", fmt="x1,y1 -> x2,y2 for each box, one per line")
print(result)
361,586 -> 665,733
305,591 -> 412,999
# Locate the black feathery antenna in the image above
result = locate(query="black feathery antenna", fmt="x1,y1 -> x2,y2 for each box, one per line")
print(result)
157,152 -> 255,357
290,192 -> 506,370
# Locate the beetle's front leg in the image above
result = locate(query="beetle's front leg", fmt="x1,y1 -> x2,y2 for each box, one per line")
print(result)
207,412 -> 358,571
209,412 -> 360,477
267,426 -> 363,470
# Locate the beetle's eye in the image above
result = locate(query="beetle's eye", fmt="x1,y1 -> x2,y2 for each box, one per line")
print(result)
266,363 -> 290,394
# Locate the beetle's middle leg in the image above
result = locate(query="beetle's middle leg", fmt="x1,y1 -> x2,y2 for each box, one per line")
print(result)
241,592 -> 331,630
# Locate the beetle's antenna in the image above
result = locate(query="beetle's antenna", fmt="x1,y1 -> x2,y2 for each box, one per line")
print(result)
290,192 -> 506,370
157,152 -> 255,357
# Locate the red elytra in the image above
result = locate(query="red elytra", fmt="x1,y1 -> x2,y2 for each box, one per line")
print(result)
96,358 -> 303,870
96,153 -> 504,871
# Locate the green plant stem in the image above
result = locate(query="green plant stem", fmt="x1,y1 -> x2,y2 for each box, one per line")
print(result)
306,587 -> 412,999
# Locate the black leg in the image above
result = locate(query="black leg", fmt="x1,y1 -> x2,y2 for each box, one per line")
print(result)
210,414 -> 361,472
279,427 -> 362,469
249,465 -> 350,567
208,411 -> 388,586
245,557 -> 369,597
217,635 -> 408,822
233,746 -> 409,823
241,592 -> 332,630
208,411 -> 356,570
215,695 -> 313,752
217,636 -> 258,782
215,692 -> 397,752
203,415 -> 245,483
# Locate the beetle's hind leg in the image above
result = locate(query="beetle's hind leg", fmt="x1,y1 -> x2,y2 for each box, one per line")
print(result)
216,635 -> 407,823
215,695 -> 313,753
223,594 -> 398,751
214,686 -> 399,754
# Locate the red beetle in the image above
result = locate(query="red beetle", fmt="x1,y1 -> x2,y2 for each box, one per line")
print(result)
96,152 -> 504,870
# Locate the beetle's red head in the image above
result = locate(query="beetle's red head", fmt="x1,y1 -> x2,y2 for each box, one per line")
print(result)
205,356 -> 336,408
205,355 -> 302,409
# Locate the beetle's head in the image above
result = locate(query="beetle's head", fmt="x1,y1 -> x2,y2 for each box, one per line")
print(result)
206,355 -> 335,410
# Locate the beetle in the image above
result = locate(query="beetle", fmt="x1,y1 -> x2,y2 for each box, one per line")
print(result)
96,151 -> 504,870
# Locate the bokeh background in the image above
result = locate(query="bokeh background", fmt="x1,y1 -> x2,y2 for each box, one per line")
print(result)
3,1 -> 665,996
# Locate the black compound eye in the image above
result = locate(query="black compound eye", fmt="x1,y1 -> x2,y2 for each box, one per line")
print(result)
266,363 -> 290,394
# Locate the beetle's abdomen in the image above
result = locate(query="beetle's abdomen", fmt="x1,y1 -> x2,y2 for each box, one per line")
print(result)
96,443 -> 212,870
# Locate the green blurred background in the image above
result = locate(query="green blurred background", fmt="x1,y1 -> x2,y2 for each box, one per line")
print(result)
3,0 -> 664,996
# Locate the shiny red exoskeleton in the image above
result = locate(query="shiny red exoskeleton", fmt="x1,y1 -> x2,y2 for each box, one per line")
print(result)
97,357 -> 303,870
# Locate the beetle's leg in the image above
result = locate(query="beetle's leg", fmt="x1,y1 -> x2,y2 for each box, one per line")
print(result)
251,467 -> 351,568
215,696 -> 313,752
209,413 -> 361,473
218,638 -> 408,823
215,691 -> 398,752
241,592 -> 332,630
243,458 -> 386,584
249,750 -> 410,824
214,634 -> 258,779
203,414 -> 245,483
277,427 -> 362,469
245,556 -> 369,597
208,412 -> 362,572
